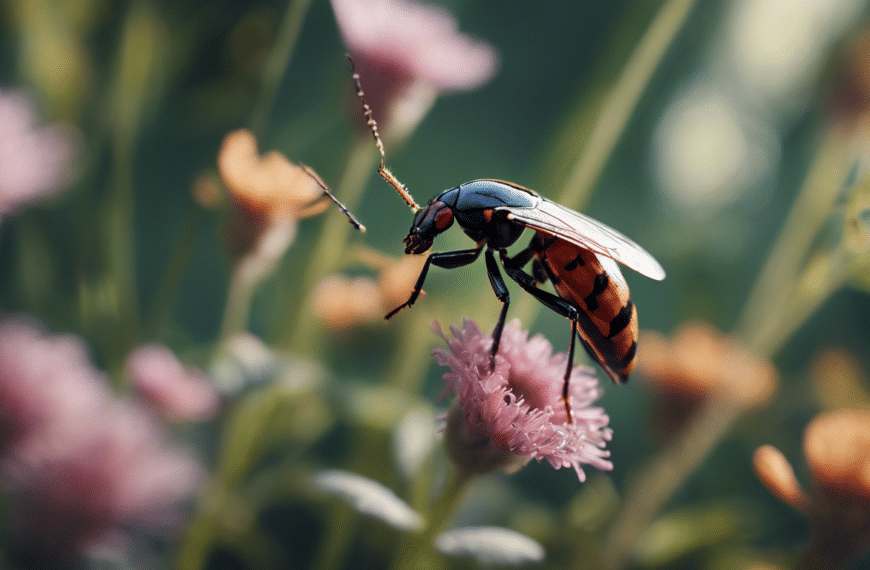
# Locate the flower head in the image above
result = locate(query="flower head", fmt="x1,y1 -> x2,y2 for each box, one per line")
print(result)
0,316 -> 110,448
125,344 -> 220,422
0,90 -> 77,218
638,321 -> 778,440
754,409 -> 870,568
0,317 -> 202,558
331,0 -> 498,139
433,319 -> 612,481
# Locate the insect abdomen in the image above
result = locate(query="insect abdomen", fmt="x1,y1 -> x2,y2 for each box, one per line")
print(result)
533,233 -> 638,383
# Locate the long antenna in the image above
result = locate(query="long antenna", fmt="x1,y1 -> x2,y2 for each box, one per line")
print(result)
347,54 -> 421,213
300,163 -> 366,232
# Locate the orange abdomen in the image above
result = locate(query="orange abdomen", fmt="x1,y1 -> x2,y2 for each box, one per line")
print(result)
533,232 -> 638,382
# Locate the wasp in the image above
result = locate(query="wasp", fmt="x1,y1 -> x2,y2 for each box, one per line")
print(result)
348,59 -> 665,417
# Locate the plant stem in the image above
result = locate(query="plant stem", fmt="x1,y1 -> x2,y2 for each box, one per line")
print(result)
248,0 -> 315,139
736,127 -> 852,352
599,400 -> 741,570
556,0 -> 698,211
284,135 -> 375,353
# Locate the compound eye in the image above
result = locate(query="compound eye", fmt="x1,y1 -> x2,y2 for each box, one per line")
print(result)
434,206 -> 454,231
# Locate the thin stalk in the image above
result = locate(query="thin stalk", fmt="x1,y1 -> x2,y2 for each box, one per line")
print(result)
284,135 -> 376,352
392,470 -> 472,570
736,127 -> 852,351
556,0 -> 698,210
248,0 -> 315,139
599,400 -> 741,570
143,202 -> 205,335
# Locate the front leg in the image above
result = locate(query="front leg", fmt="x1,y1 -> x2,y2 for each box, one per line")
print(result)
485,248 -> 510,369
385,247 -> 483,319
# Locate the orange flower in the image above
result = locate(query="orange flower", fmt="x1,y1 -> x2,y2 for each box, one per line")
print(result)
638,321 -> 778,440
754,409 -> 870,570
217,129 -> 322,216
310,251 -> 426,331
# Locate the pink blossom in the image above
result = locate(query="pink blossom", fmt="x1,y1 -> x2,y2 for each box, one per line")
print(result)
0,90 -> 77,217
433,319 -> 613,481
125,344 -> 220,422
0,317 -> 203,556
0,316 -> 111,447
0,402 -> 202,555
330,0 -> 498,137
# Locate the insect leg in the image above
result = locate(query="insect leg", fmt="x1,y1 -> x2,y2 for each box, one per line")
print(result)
485,248 -> 511,370
500,250 -> 580,421
385,247 -> 483,320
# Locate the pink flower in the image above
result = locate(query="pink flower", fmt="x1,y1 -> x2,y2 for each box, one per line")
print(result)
125,344 -> 220,422
0,317 -> 203,557
330,0 -> 498,138
0,316 -> 111,447
0,90 -> 77,218
433,319 -> 613,481
0,402 -> 202,556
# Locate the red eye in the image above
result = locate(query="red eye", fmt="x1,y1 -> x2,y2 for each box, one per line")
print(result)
434,207 -> 454,230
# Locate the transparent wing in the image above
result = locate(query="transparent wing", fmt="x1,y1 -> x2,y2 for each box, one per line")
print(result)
499,199 -> 666,280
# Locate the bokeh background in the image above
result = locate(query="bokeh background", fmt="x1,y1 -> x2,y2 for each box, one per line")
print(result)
2,0 -> 870,568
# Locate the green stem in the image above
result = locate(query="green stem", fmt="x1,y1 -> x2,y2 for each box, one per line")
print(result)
248,0 -> 315,139
736,127 -> 852,352
392,470 -> 472,570
283,135 -> 376,352
556,0 -> 698,210
143,202 -> 205,336
599,400 -> 741,570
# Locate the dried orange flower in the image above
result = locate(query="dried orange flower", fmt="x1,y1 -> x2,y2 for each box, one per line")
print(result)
639,322 -> 777,441
217,129 -> 321,216
753,445 -> 808,511
310,274 -> 383,331
640,321 -> 777,404
804,409 -> 870,501
310,251 -> 426,331
755,409 -> 870,570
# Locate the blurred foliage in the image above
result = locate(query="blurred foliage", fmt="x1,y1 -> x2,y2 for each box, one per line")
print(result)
2,0 -> 870,569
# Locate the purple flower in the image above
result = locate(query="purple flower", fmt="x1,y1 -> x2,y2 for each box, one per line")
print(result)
0,90 -> 77,218
0,316 -> 110,447
0,317 -> 202,557
433,319 -> 613,481
330,0 -> 498,138
125,344 -> 220,422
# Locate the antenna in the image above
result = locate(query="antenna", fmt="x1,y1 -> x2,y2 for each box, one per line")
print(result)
300,163 -> 366,232
347,55 -> 421,213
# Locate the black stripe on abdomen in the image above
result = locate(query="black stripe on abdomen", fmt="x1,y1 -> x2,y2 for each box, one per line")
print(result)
607,300 -> 633,338
584,273 -> 609,312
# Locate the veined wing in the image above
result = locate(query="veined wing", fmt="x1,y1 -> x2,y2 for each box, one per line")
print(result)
499,198 -> 666,280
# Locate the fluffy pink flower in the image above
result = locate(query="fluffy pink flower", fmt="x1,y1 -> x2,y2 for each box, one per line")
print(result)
433,319 -> 613,481
125,344 -> 220,422
0,316 -> 111,447
1,402 -> 202,555
330,0 -> 498,138
0,317 -> 203,557
0,90 -> 77,217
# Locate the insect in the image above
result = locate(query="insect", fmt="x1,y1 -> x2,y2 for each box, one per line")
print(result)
348,58 -> 665,418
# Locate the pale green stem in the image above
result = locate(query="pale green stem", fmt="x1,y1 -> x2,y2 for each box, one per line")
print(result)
392,470 -> 472,570
599,400 -> 741,570
600,127 -> 854,569
511,0 -> 698,331
219,261 -> 258,344
248,0 -> 315,138
736,127 -> 852,351
143,203 -> 204,335
556,0 -> 698,210
284,136 -> 376,352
